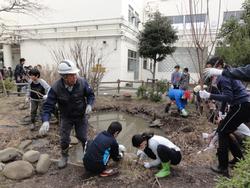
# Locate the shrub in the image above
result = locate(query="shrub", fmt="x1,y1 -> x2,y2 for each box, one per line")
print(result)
216,138 -> 250,188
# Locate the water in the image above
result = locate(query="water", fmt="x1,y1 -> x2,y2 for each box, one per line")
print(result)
69,112 -> 165,163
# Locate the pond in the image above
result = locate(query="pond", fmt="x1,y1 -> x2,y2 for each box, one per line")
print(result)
69,112 -> 165,163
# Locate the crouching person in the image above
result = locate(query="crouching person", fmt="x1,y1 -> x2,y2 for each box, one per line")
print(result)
132,132 -> 181,178
83,121 -> 123,177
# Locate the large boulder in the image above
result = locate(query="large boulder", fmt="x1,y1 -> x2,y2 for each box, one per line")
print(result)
0,162 -> 5,172
18,140 -> 32,151
36,154 -> 51,174
3,160 -> 34,180
23,150 -> 40,163
0,147 -> 19,162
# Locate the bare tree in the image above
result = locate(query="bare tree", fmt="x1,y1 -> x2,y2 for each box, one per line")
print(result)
50,40 -> 107,91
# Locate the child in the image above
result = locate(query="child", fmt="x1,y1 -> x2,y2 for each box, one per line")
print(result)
132,132 -> 181,178
165,88 -> 191,117
83,121 -> 123,176
27,68 -> 50,130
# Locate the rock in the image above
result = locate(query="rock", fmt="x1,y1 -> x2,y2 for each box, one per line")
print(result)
18,140 -> 32,150
23,150 -> 40,163
3,160 -> 34,180
0,147 -> 19,162
180,126 -> 195,133
70,136 -> 79,145
36,154 -> 51,174
149,119 -> 162,128
0,162 -> 5,171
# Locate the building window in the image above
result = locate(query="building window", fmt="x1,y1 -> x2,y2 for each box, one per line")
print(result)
167,15 -> 184,24
128,49 -> 138,71
185,14 -> 206,23
223,11 -> 243,22
143,59 -> 147,69
128,5 -> 134,23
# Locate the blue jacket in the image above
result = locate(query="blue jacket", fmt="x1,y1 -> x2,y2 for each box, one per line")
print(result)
83,131 -> 120,166
167,89 -> 187,110
42,77 -> 95,121
210,75 -> 250,106
222,64 -> 250,82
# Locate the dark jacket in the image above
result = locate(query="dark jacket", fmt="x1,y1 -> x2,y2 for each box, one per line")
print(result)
222,64 -> 250,82
210,75 -> 250,106
83,131 -> 120,172
14,63 -> 25,80
42,77 -> 95,121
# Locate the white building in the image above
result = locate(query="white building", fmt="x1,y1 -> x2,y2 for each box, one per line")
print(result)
0,0 -> 246,83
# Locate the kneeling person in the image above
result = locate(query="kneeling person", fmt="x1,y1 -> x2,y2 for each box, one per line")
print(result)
132,133 -> 181,178
83,121 -> 122,176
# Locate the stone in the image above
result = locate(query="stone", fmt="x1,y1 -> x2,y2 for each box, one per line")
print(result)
3,160 -> 34,180
23,150 -> 40,163
18,140 -> 32,150
149,119 -> 162,128
70,136 -> 79,145
0,162 -> 5,172
0,147 -> 19,162
36,154 -> 51,174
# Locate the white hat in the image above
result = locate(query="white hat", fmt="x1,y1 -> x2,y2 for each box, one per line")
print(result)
58,60 -> 80,74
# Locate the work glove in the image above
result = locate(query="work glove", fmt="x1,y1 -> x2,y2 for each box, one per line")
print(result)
119,144 -> 126,153
85,105 -> 92,114
42,95 -> 47,100
144,162 -> 151,169
199,90 -> 211,99
25,97 -> 30,103
218,111 -> 227,120
180,109 -> 188,117
203,68 -> 223,79
39,121 -> 50,135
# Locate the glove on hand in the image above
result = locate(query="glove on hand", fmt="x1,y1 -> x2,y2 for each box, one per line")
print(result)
203,68 -> 223,79
199,90 -> 211,99
39,121 -> 50,135
144,162 -> 151,169
85,105 -> 92,114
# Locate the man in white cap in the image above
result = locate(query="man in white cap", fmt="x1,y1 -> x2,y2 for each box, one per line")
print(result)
39,60 -> 95,169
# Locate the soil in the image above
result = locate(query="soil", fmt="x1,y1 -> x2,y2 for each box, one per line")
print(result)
0,95 -> 220,188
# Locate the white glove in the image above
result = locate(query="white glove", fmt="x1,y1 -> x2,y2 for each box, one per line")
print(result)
42,95 -> 47,100
199,90 -> 211,99
204,68 -> 223,78
25,97 -> 30,103
218,111 -> 227,120
144,162 -> 151,169
119,152 -> 124,158
119,144 -> 126,153
181,109 -> 188,117
85,105 -> 92,114
39,121 -> 50,135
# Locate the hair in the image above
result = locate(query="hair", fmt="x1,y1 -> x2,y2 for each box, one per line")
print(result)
184,67 -> 188,72
174,65 -> 180,69
107,121 -> 122,135
20,58 -> 26,63
29,68 -> 40,78
132,132 -> 154,147
206,56 -> 224,68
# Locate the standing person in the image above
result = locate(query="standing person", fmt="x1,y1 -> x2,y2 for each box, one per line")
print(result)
7,67 -> 13,81
199,59 -> 250,176
39,59 -> 95,169
179,67 -> 190,90
83,121 -> 123,176
26,68 -> 50,130
171,65 -> 181,89
132,132 -> 181,178
14,58 -> 26,95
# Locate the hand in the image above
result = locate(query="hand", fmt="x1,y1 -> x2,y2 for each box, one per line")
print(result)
25,97 -> 30,103
119,152 -> 124,158
199,90 -> 211,99
203,68 -> 223,78
119,144 -> 126,153
85,105 -> 92,114
181,109 -> 188,117
144,162 -> 151,169
218,111 -> 227,120
42,95 -> 47,100
39,121 -> 50,135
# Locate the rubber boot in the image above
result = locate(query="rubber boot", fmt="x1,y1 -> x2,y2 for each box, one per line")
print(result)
155,162 -> 170,178
58,147 -> 69,169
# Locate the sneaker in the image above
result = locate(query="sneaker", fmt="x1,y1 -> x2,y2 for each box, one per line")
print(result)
100,168 -> 119,177
211,165 -> 229,177
58,156 -> 68,169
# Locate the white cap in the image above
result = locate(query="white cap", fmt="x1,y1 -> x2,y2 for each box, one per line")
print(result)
58,60 -> 80,74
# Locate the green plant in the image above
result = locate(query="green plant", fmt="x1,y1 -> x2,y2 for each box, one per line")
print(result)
136,85 -> 148,99
0,78 -> 15,91
216,138 -> 250,188
149,89 -> 162,102
156,80 -> 169,93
